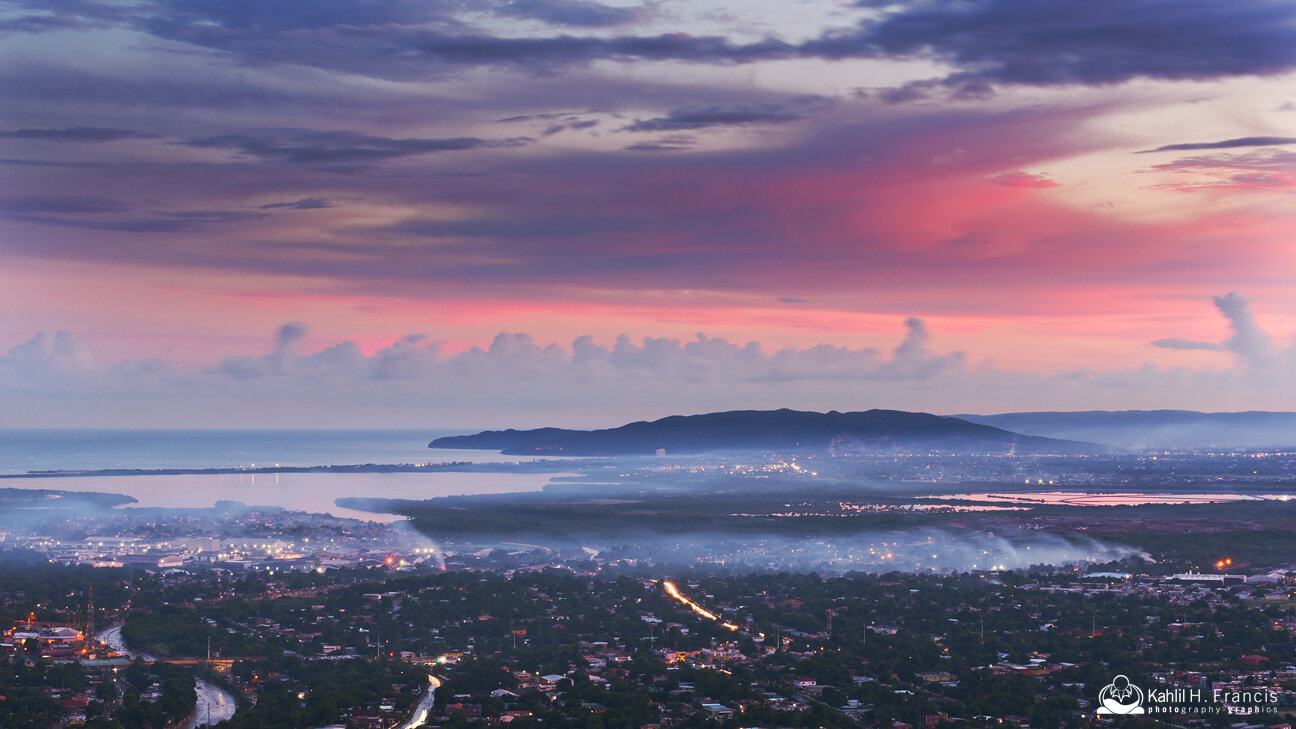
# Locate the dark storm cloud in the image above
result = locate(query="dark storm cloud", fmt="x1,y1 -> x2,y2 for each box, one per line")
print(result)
542,119 -> 599,136
0,127 -> 158,143
1138,136 -> 1296,153
492,110 -> 607,137
131,20 -> 797,77
395,30 -> 795,66
6,217 -> 211,233
0,64 -> 373,113
0,196 -> 132,214
624,135 -> 696,152
876,80 -> 938,105
824,0 -> 1296,87
260,197 -> 334,210
0,105 -> 1109,294
1144,149 -> 1296,191
1150,150 -> 1296,172
624,102 -> 808,132
7,0 -> 1291,89
874,78 -> 996,104
496,111 -> 600,123
178,129 -> 524,166
128,0 -> 1296,85
0,194 -> 266,233
0,158 -> 137,168
624,142 -> 690,152
495,0 -> 647,28
150,0 -> 452,32
382,215 -> 630,240
69,218 -> 227,233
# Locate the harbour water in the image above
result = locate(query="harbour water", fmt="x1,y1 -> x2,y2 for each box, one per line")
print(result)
0,471 -> 562,522
0,428 -> 524,473
0,429 -> 565,521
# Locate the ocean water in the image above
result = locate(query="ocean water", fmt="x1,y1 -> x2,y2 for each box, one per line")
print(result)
0,429 -> 564,521
0,428 -> 527,474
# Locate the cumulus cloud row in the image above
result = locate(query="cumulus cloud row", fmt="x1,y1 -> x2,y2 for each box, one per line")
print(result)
204,316 -> 959,385
0,317 -> 966,425
3,296 -> 1295,427
1151,291 -> 1278,368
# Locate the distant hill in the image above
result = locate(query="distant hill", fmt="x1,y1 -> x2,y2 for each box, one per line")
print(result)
958,410 -> 1296,450
429,408 -> 1101,456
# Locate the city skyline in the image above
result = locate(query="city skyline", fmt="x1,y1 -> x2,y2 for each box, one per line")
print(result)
2,0 -> 1295,426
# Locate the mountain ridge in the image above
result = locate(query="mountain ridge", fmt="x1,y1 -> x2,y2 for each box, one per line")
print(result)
429,408 -> 1103,456
957,410 -> 1296,450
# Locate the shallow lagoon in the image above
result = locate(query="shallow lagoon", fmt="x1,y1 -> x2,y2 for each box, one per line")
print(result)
0,471 -> 559,522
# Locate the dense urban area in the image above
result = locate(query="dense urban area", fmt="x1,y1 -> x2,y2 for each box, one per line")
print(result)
5,449 -> 1296,729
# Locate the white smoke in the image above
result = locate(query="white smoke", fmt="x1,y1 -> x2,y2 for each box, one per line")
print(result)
599,528 -> 1143,574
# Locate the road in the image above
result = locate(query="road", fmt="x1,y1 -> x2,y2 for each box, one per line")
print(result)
96,625 -> 237,728
394,674 -> 442,729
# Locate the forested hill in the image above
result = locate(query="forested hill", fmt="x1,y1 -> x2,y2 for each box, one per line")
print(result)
958,410 -> 1296,450
429,408 -> 1101,456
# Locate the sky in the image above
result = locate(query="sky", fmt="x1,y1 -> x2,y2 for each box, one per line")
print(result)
1,0 -> 1295,428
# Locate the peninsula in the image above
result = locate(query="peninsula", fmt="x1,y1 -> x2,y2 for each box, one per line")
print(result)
428,408 -> 1100,456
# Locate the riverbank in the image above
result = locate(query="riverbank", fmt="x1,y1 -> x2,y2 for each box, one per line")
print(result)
97,625 -> 237,729
394,673 -> 442,729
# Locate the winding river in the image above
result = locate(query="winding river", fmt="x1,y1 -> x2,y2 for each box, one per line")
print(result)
96,625 -> 237,728
394,674 -> 441,729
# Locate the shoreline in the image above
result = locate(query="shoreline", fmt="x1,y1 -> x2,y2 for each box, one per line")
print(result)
0,459 -> 575,480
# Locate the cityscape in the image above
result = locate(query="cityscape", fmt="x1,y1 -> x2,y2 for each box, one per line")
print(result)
6,441 -> 1296,728
4,0 -> 1296,728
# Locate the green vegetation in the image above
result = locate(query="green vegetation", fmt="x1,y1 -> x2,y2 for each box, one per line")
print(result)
0,658 -> 90,729
218,656 -> 423,729
112,659 -> 196,729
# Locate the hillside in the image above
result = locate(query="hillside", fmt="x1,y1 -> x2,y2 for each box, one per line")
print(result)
429,408 -> 1100,456
958,410 -> 1296,450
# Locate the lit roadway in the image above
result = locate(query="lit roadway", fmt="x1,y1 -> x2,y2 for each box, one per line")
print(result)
661,580 -> 762,638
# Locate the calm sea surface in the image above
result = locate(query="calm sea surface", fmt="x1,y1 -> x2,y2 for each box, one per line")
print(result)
0,428 -> 526,472
0,429 -> 563,521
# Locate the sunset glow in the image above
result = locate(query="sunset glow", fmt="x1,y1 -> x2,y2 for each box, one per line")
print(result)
2,0 -> 1295,426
